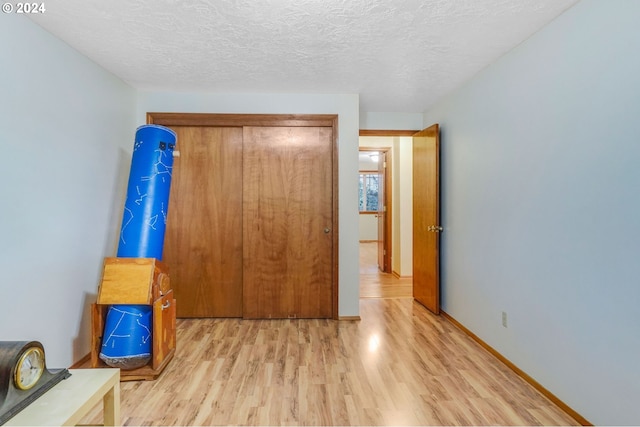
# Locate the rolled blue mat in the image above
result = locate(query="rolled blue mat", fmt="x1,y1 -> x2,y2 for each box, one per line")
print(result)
100,304 -> 152,370
117,124 -> 177,260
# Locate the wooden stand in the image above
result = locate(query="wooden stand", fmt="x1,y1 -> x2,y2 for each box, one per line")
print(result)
91,258 -> 176,381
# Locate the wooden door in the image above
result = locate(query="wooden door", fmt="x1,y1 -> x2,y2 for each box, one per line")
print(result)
413,124 -> 440,314
163,126 -> 244,317
377,151 -> 387,272
243,126 -> 333,319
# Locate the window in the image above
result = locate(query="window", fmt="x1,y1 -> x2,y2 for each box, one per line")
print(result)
359,173 -> 380,212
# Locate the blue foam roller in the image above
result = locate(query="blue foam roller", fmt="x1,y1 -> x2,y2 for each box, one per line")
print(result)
117,124 -> 177,260
100,305 -> 152,370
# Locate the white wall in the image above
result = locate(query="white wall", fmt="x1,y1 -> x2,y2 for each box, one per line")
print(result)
0,17 -> 136,366
358,215 -> 378,241
424,0 -> 640,424
358,156 -> 380,171
395,137 -> 413,277
359,112 -> 423,130
137,92 -> 360,317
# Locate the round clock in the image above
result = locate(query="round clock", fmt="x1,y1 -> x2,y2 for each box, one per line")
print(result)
0,341 -> 71,424
14,345 -> 45,390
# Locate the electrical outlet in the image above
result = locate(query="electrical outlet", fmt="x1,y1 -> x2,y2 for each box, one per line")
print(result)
502,311 -> 508,328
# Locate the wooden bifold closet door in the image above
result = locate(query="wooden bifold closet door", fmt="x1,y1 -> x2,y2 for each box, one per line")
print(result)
164,126 -> 244,318
162,117 -> 335,319
242,126 -> 333,319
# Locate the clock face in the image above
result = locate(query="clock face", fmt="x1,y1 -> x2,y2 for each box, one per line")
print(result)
14,347 -> 45,390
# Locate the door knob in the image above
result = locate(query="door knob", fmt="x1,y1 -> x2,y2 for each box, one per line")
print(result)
324,227 -> 331,234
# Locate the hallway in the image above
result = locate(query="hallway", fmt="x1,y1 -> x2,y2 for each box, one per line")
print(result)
359,241 -> 412,298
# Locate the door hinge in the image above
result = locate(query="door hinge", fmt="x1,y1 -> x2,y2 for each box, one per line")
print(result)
383,161 -> 387,168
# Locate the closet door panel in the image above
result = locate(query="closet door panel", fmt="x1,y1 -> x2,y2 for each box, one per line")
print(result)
243,126 -> 333,319
164,126 -> 244,317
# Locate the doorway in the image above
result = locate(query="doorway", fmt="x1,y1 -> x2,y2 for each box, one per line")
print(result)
358,130 -> 417,297
358,127 -> 441,312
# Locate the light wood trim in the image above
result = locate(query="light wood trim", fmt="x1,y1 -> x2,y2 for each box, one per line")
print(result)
90,303 -> 106,369
331,115 -> 339,320
441,311 -> 592,426
148,112 -> 336,128
359,129 -> 419,136
391,270 -> 412,280
381,149 -> 392,273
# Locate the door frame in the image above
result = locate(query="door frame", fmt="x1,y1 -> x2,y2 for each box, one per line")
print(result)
359,129 -> 419,277
149,113 -> 340,319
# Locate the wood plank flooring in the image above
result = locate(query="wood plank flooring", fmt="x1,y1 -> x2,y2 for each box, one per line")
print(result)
77,243 -> 579,425
360,241 -> 413,298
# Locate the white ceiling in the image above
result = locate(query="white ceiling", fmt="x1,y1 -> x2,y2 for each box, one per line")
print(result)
28,0 -> 579,113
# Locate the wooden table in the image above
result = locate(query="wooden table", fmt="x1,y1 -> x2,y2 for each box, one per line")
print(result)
5,368 -> 120,426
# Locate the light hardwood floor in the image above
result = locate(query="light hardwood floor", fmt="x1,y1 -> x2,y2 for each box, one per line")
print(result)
360,241 -> 413,298
79,243 -> 579,425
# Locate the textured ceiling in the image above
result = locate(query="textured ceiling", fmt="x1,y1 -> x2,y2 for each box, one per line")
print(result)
28,0 -> 579,112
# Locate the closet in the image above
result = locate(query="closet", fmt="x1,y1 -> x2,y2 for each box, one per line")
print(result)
151,114 -> 338,319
